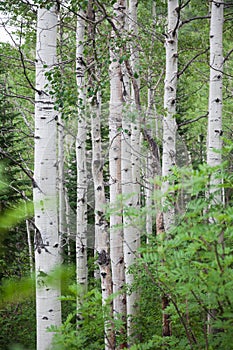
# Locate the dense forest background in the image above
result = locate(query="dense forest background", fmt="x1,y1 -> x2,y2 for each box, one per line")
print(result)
0,0 -> 233,349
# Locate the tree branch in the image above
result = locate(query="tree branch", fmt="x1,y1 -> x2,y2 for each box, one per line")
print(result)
180,15 -> 211,27
0,148 -> 42,192
178,113 -> 208,128
223,47 -> 233,64
178,47 -> 209,78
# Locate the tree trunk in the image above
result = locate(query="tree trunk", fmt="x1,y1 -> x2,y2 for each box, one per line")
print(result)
161,0 -> 179,337
122,0 -> 140,341
162,0 -> 179,233
207,0 -> 224,180
109,1 -> 127,347
91,92 -> 115,349
86,1 -> 115,347
207,0 -> 224,335
34,5 -> 61,349
76,6 -> 88,304
57,13 -> 66,258
145,0 -> 157,241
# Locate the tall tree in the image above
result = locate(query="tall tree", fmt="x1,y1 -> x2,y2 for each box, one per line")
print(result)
76,5 -> 88,302
161,0 -> 179,338
162,0 -> 179,232
122,0 -> 140,340
109,0 -> 127,346
33,4 -> 61,349
207,0 -> 224,334
207,0 -> 224,184
87,1 -> 115,348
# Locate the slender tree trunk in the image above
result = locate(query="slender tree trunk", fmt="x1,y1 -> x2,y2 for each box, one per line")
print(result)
207,0 -> 224,335
86,1 -> 115,348
109,1 -> 127,347
145,0 -> 157,240
34,5 -> 61,349
58,13 -> 66,257
122,0 -> 140,341
58,117 -> 65,252
207,0 -> 224,179
91,92 -> 115,349
161,0 -> 179,337
162,0 -> 179,232
76,6 -> 88,303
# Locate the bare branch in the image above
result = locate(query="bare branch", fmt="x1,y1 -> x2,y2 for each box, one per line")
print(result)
180,0 -> 192,9
180,15 -> 211,27
0,148 -> 42,192
178,112 -> 208,128
178,47 -> 209,78
3,93 -> 34,104
223,47 -> 233,63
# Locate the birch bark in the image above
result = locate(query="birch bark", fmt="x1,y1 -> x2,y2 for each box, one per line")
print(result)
34,5 -> 61,350
58,14 -> 65,257
161,0 -> 179,337
76,7 -> 88,299
109,1 -> 127,345
122,0 -> 140,340
207,0 -> 224,334
207,0 -> 224,185
145,0 -> 157,240
162,0 -> 179,232
91,93 -> 115,349
87,1 -> 115,348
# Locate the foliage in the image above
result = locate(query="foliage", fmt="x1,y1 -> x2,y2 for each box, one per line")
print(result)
132,157 -> 233,349
51,286 -> 105,350
0,298 -> 36,350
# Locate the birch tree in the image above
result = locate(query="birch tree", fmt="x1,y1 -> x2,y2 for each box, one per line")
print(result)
122,0 -> 140,340
109,0 -> 127,345
161,0 -> 179,337
207,0 -> 224,334
57,12 -> 66,258
76,6 -> 88,300
91,93 -> 115,349
207,0 -> 224,190
162,0 -> 179,232
34,4 -> 61,349
87,1 -> 114,348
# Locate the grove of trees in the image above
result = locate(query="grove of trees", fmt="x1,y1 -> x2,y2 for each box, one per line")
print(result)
0,0 -> 233,349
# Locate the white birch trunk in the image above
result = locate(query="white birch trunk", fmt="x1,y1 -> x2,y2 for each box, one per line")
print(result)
91,92 -> 115,350
160,0 -> 179,337
207,0 -> 224,335
34,5 -> 61,350
57,14 -> 66,257
123,0 -> 140,340
76,8 -> 88,299
207,0 -> 224,192
58,116 -> 65,252
145,0 -> 157,240
162,0 -> 179,232
109,1 -> 127,345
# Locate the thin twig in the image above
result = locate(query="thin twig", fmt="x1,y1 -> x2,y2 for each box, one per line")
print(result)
178,113 -> 208,128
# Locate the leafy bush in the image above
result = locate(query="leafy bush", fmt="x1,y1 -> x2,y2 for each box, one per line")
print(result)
133,160 -> 233,349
